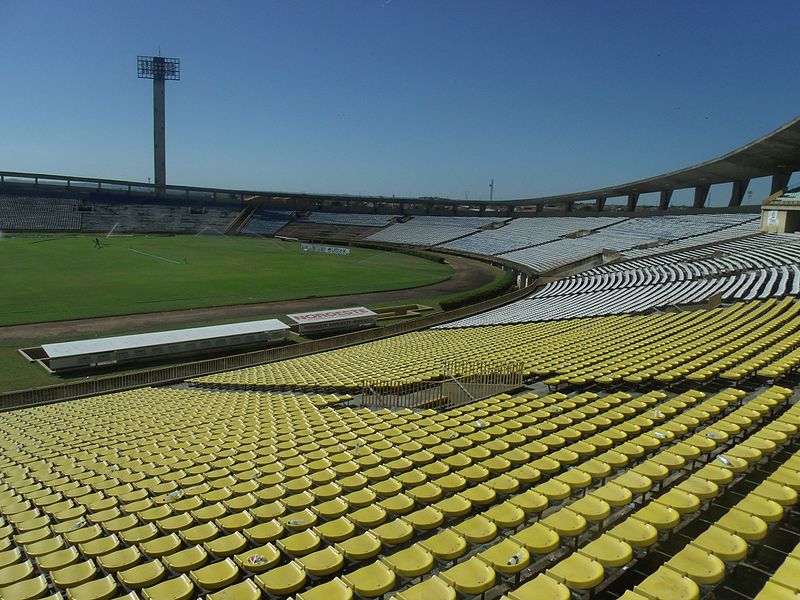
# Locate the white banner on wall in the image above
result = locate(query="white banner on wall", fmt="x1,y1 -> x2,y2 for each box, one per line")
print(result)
767,210 -> 779,226
300,243 -> 350,255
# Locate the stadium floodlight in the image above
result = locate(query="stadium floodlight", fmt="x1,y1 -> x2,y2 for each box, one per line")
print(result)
137,55 -> 181,191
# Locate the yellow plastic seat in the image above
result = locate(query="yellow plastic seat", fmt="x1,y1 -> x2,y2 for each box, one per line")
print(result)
676,477 -> 719,500
419,529 -> 467,561
736,496 -> 784,523
484,502 -> 526,529
716,509 -> 768,541
243,519 -> 284,544
204,531 -> 247,557
163,545 -> 208,573
347,505 -> 387,528
609,519 -> 658,548
506,573 -> 570,600
65,574 -> 117,600
655,489 -> 701,515
373,519 -> 414,546
295,577 -> 353,600
189,557 -> 239,590
97,546 -> 142,573
255,560 -> 306,595
381,544 -> 434,578
205,578 -> 260,600
694,464 -> 734,486
335,532 -> 382,561
541,510 -> 587,537
79,535 -> 121,558
753,481 -> 797,507
141,574 -> 195,600
535,480 -> 571,501
458,484 -> 496,506
342,561 -> 396,597
569,496 -> 611,523
118,560 -> 166,589
38,547 -> 80,572
299,546 -> 345,577
453,514 -> 498,544
378,494 -> 415,516
278,528 -> 322,557
509,490 -> 548,515
666,545 -> 726,585
234,542 -> 280,574
52,559 -> 98,589
311,498 -> 349,520
477,538 -> 530,574
439,557 -> 495,595
634,566 -> 699,600
591,483 -> 633,507
179,522 -> 219,546
691,525 -> 748,562
510,523 -> 560,555
394,576 -> 456,600
771,555 -> 800,594
140,534 -> 182,558
0,575 -> 49,600
548,553 -> 605,590
751,581 -> 800,600
580,533 -> 633,568
613,471 -> 652,495
401,507 -> 443,532
314,517 -> 356,544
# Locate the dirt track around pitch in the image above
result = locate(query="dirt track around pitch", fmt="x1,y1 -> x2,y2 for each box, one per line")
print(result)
0,255 -> 497,343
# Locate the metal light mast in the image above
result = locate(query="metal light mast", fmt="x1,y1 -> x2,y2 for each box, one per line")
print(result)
137,55 -> 180,192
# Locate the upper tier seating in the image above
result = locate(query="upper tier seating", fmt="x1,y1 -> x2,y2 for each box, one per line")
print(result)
366,216 -> 505,246
299,212 -> 400,227
0,194 -> 80,231
80,202 -> 241,233
442,216 -> 624,255
240,209 -> 294,236
499,213 -> 760,273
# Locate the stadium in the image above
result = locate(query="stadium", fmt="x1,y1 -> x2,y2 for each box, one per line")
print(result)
4,5 -> 800,600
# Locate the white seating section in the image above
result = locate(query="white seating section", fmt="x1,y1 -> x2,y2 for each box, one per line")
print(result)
300,212 -> 399,226
0,194 -> 80,231
79,203 -> 241,233
241,208 -> 294,235
366,216 -> 505,246
441,232 -> 800,327
496,214 -> 760,273
442,216 -> 623,255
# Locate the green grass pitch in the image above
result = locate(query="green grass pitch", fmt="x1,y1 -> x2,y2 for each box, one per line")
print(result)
0,235 -> 454,325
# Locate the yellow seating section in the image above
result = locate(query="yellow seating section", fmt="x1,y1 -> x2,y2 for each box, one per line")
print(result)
0,379 -> 796,600
192,297 -> 800,390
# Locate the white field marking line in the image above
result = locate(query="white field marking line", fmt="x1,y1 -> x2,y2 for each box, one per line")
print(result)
128,248 -> 183,264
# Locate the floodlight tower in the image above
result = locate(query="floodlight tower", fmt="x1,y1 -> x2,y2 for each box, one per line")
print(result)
137,55 -> 180,192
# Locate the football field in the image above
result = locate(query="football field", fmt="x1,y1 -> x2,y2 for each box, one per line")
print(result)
0,235 -> 453,326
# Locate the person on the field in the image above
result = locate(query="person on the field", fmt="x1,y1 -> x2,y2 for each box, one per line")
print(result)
94,237 -> 101,249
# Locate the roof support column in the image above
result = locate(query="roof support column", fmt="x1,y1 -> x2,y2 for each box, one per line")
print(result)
771,170 -> 792,195
693,184 -> 710,208
506,204 -> 515,216
479,204 -> 486,214
451,203 -> 457,215
534,204 -> 543,214
596,197 -> 606,211
658,190 -> 673,211
626,193 -> 639,212
562,201 -> 573,213
425,203 -> 431,215
729,179 -> 749,207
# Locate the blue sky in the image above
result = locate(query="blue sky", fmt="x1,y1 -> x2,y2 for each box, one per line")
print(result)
1,1 -> 798,205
